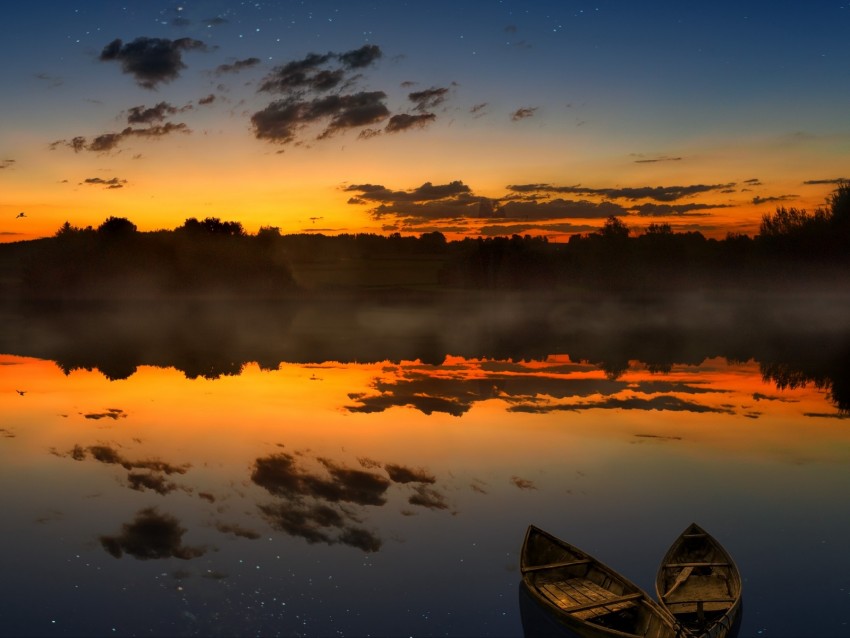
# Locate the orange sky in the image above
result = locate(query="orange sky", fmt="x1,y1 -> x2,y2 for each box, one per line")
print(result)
2,3 -> 848,243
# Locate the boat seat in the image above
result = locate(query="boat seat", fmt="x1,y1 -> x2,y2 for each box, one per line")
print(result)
539,577 -> 642,621
664,562 -> 730,568
521,558 -> 591,573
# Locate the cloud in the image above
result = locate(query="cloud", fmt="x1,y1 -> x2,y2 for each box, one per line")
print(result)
498,198 -> 628,220
127,471 -> 179,495
630,202 -> 727,217
384,464 -> 436,484
633,155 -> 682,164
252,452 -> 387,551
408,485 -> 449,510
511,107 -> 537,121
63,443 -> 189,493
215,522 -> 262,540
508,395 -> 734,414
252,453 -> 391,507
88,133 -> 124,153
100,37 -> 209,88
511,476 -> 537,490
507,182 -> 736,202
203,16 -> 229,27
54,122 -> 190,154
346,180 -> 472,203
385,112 -> 436,133
803,178 -> 848,185
253,45 -> 454,146
338,44 -> 383,68
82,177 -> 127,189
752,194 -> 797,205
100,507 -> 206,560
258,45 -> 382,96
215,57 -> 261,75
470,102 -> 488,116
252,92 -> 390,143
0,159 -> 15,169
198,94 -> 216,105
408,87 -> 449,112
126,101 -> 180,124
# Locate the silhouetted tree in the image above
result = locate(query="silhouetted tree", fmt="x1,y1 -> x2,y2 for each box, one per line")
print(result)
97,216 -> 138,235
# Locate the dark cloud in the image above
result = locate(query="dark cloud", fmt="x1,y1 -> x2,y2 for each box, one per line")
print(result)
126,101 -> 179,124
498,198 -> 628,220
346,181 -> 472,203
252,45 -> 450,146
470,102 -> 488,116
511,476 -> 537,490
0,159 -> 15,170
803,178 -> 847,185
752,194 -> 796,205
744,178 -> 763,185
408,485 -> 449,510
384,464 -> 436,484
509,395 -> 734,415
63,444 -> 189,494
100,507 -> 206,560
198,94 -> 216,105
408,87 -> 449,112
83,408 -> 126,419
82,177 -> 127,189
252,453 -> 390,507
507,182 -> 736,202
338,44 -> 383,68
88,133 -> 124,153
511,107 -> 537,121
258,52 -> 334,93
203,16 -> 229,27
250,450 -> 446,551
215,57 -> 261,75
251,92 -> 389,143
56,122 -> 190,154
385,112 -> 436,133
127,471 -> 179,495
215,522 -> 262,540
631,202 -> 726,217
633,155 -> 682,164
99,37 -> 209,89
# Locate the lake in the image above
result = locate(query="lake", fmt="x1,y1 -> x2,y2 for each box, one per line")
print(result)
1,293 -> 849,637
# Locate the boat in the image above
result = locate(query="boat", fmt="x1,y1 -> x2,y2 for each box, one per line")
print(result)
655,523 -> 742,638
520,525 -> 680,638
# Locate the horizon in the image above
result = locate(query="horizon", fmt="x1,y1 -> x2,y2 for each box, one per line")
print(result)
2,1 -> 849,244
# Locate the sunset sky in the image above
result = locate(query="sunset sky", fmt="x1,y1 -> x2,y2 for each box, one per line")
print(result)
1,1 -> 848,242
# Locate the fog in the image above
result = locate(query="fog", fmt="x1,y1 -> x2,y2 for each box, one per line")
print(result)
2,289 -> 850,411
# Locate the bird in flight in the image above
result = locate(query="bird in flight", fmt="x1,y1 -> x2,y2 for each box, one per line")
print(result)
16,212 -> 26,218
16,390 -> 26,396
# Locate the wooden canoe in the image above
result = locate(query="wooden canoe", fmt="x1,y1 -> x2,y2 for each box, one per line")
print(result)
655,523 -> 742,638
521,525 -> 680,638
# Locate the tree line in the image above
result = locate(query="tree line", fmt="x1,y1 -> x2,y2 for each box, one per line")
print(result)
2,182 -> 849,300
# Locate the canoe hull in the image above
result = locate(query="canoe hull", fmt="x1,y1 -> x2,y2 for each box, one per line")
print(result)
521,526 -> 679,638
655,523 -> 742,638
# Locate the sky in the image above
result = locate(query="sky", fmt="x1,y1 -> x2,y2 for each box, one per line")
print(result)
1,0 -> 849,243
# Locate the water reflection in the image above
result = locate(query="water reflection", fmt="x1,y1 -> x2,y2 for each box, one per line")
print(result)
2,296 -> 850,636
3,295 -> 849,412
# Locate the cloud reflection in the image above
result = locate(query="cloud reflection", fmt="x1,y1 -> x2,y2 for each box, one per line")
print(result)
100,507 -> 206,560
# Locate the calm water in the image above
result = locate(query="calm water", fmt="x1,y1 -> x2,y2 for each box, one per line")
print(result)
1,296 -> 849,637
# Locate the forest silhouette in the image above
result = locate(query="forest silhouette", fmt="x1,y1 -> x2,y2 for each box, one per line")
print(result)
1,182 -> 849,301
